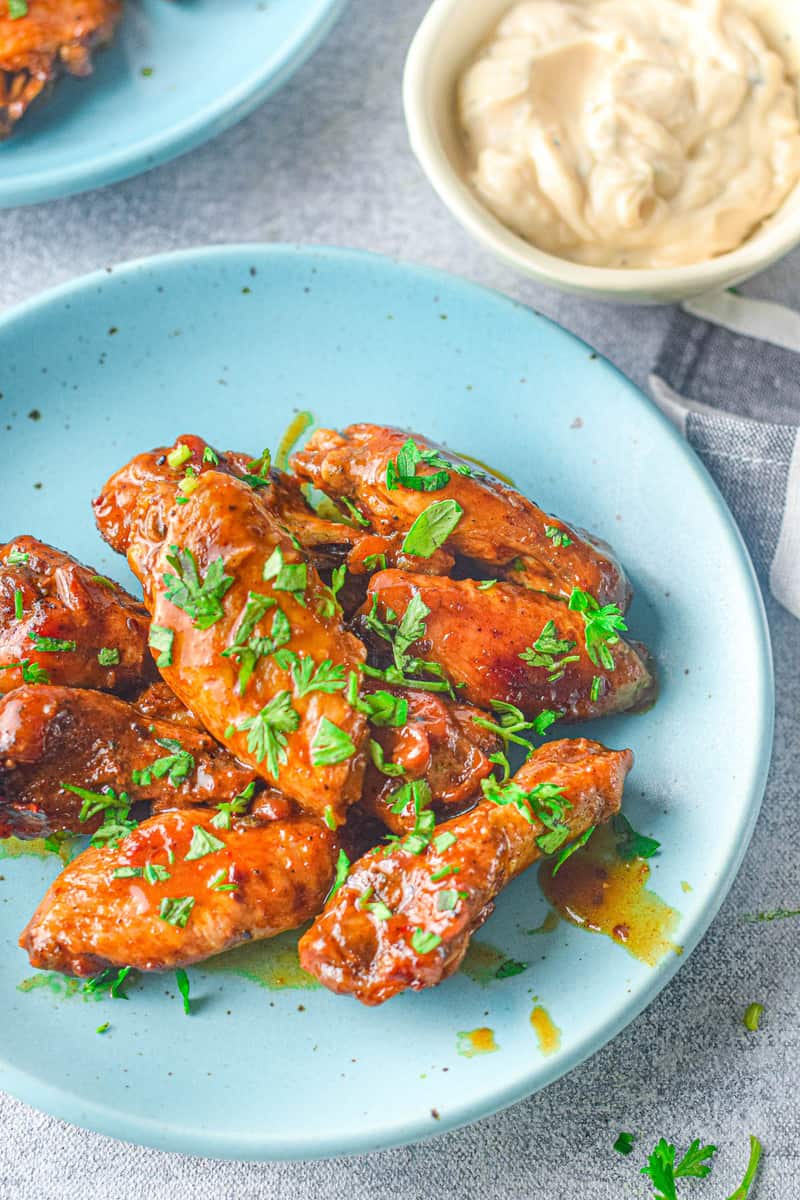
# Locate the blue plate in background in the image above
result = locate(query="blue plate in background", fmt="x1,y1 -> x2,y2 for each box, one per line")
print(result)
0,0 -> 348,208
0,246 -> 773,1158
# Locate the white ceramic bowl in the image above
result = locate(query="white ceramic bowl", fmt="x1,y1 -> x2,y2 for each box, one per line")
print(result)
403,0 -> 800,303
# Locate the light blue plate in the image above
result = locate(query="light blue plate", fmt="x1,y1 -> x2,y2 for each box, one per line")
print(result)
0,0 -> 347,208
0,246 -> 773,1159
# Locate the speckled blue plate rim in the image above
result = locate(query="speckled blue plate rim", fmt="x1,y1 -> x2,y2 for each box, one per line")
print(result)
0,245 -> 774,1160
0,0 -> 349,209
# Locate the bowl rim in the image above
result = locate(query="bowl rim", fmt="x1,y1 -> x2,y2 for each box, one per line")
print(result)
403,0 -> 800,297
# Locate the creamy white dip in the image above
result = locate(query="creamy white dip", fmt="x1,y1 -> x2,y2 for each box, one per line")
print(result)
458,0 -> 800,267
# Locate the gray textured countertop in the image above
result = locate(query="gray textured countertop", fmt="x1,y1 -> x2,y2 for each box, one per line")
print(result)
1,2 -> 798,1196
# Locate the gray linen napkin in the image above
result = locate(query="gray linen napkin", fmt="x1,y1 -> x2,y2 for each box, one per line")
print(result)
647,290 -> 800,619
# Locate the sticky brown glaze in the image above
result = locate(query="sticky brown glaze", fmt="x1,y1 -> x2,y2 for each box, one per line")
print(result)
291,424 -> 630,609
299,738 -> 632,1005
141,470 -> 368,822
0,0 -> 122,137
361,689 -> 500,833
0,686 -> 256,839
360,571 -> 654,721
21,808 -> 337,975
93,434 -> 358,581
0,537 -> 155,696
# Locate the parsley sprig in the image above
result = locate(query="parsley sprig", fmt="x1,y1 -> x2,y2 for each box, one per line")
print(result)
221,593 -> 290,693
568,588 -> 627,670
233,691 -> 300,777
641,1138 -> 716,1200
363,593 -> 454,696
290,655 -> 347,697
163,546 -> 234,630
519,620 -> 579,682
131,737 -> 195,788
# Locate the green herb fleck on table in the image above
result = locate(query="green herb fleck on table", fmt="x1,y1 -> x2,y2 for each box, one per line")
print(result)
641,1137 -> 716,1200
743,1002 -> 763,1031
613,1131 -> 635,1155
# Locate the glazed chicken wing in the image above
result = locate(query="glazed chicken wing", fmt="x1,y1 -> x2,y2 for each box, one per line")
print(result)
21,807 -> 336,975
291,424 -> 630,608
360,571 -> 654,722
361,688 -> 500,833
299,738 -> 632,1004
121,468 -> 367,821
0,0 -> 122,138
0,685 -> 255,839
0,537 -> 155,696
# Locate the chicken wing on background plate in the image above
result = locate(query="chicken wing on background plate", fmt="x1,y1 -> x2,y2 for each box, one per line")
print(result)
0,685 -> 256,839
22,806 -> 336,975
0,0 -> 123,138
359,571 -> 654,722
291,424 -> 631,608
299,737 -> 632,1005
0,536 -> 155,696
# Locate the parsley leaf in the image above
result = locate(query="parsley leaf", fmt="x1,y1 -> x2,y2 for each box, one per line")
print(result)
346,675 -> 409,728
481,776 -> 572,854
185,825 -> 226,861
291,655 -> 347,697
363,593 -> 454,695
641,1138 -> 717,1200
369,738 -> 406,777
132,737 -> 195,788
21,659 -> 50,684
328,848 -> 351,899
263,546 -> 307,599
551,825 -> 595,874
411,929 -> 442,954
163,546 -> 234,630
6,547 -> 29,564
27,632 -> 76,653
8,1 -> 28,19
568,588 -> 627,670
234,691 -> 300,776
386,438 -> 450,492
613,813 -> 661,860
544,523 -> 573,548
210,781 -> 257,830
148,624 -> 174,668
97,647 -> 120,666
175,968 -> 191,1015
401,499 -> 463,558
519,620 -> 579,682
311,717 -> 356,766
613,1132 -> 635,1156
202,446 -> 220,466
159,896 -> 196,928
473,699 -> 540,749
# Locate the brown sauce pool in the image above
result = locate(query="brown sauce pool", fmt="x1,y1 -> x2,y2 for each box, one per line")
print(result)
538,824 -> 681,966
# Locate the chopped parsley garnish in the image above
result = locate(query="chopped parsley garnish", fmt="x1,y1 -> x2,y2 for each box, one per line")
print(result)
263,545 -> 307,600
519,620 -> 579,682
21,659 -> 50,684
149,623 -> 174,668
368,899 -> 393,921
63,782 -> 128,823
167,443 -> 192,469
132,737 -> 195,788
185,825 -> 226,861
27,631 -> 76,653
346,673 -> 409,727
331,563 -> 347,603
328,848 -> 351,899
473,700 -> 539,750
477,579 -> 498,590
208,868 -> 238,892
175,968 -> 191,1015
8,2 -> 29,21
369,738 -> 406,777
323,805 -> 337,831
568,588 -> 627,670
144,862 -> 171,884
363,553 -> 387,572
159,896 -> 196,928
743,1002 -> 763,1031
613,1132 -> 635,1156
401,499 -> 463,558
386,438 -> 469,493
433,830 -> 457,852
97,647 -> 120,666
202,446 -> 220,466
552,825 -> 595,874
6,547 -> 30,564
436,889 -> 460,912
234,691 -> 300,776
495,959 -> 527,979
290,655 -> 347,697
244,447 -> 272,488
544,524 -> 573,548
210,781 -> 256,830
430,865 -> 460,882
311,717 -> 356,766
13,589 -> 23,620
223,602 -> 291,694
384,779 -> 435,854
82,966 -> 132,997
482,777 -> 573,855
590,675 -> 602,702
89,574 -> 117,590
363,592 -> 454,695
533,709 -> 563,735
96,1023 -> 110,1035
612,813 -> 661,860
113,866 -> 143,880
641,1138 -> 716,1200
411,929 -> 441,954
164,546 -> 234,630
